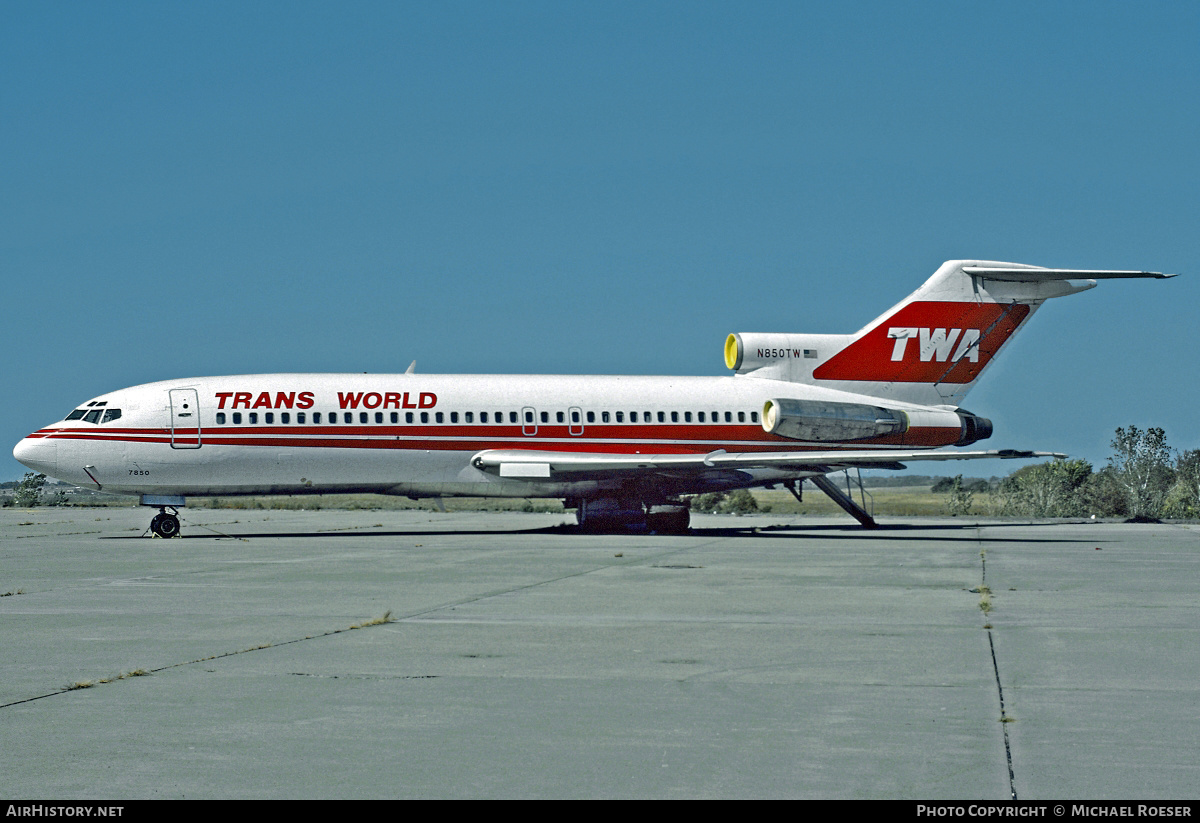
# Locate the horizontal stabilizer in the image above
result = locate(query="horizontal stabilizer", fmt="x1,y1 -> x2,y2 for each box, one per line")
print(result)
962,267 -> 1176,281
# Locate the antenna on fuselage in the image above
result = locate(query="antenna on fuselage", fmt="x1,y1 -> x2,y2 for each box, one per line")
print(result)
405,360 -> 416,375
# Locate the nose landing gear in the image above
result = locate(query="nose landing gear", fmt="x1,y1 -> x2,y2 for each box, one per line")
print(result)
150,507 -> 181,538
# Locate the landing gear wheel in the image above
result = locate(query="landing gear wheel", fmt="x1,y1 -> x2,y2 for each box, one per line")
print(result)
646,504 -> 690,535
574,498 -> 647,532
150,508 -> 181,538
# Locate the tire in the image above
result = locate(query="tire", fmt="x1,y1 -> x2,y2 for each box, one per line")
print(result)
151,513 -> 180,538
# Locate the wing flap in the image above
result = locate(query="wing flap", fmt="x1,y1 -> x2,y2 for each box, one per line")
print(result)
473,448 -> 1065,477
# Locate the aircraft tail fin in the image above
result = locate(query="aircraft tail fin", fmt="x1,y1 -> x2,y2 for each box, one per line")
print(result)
726,260 -> 1173,406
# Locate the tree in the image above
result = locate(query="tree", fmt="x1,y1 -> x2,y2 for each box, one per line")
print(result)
1165,450 -> 1200,519
688,489 -> 758,514
1081,466 -> 1128,518
933,476 -> 989,494
11,472 -> 46,507
1107,426 -> 1174,520
991,460 -> 1092,517
943,475 -> 974,516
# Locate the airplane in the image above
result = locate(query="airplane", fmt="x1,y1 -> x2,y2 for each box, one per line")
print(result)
13,260 -> 1174,537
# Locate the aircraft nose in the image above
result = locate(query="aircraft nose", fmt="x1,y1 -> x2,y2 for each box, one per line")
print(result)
13,437 -> 57,476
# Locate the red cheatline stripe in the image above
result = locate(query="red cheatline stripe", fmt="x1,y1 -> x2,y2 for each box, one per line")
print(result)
29,425 -> 964,451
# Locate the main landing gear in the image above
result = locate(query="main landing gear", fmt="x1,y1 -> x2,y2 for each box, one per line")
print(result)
150,507 -> 181,538
573,498 -> 691,534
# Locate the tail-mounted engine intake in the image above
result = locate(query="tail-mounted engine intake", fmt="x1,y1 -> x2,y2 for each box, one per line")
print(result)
762,398 -> 908,442
724,332 -> 854,382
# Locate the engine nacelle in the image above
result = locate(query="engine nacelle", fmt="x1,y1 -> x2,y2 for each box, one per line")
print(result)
762,398 -> 993,447
956,411 -> 993,446
725,332 -> 855,382
762,398 -> 908,442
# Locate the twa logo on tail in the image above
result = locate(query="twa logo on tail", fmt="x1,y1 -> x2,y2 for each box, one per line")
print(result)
814,301 -> 1031,384
888,327 -> 981,363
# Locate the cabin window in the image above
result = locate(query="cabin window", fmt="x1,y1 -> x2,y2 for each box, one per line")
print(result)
435,412 -> 444,423
571,410 -> 580,423
281,412 -> 290,424
615,411 -> 623,423
711,410 -> 719,421
421,412 -> 429,423
629,411 -> 637,423
684,411 -> 692,422
509,411 -> 518,424
391,412 -> 399,423
375,412 -> 384,423
66,409 -> 86,421
479,412 -> 487,423
725,411 -> 732,422
556,411 -> 564,423
750,411 -> 759,423
738,411 -> 745,422
540,411 -> 549,423
266,412 -> 275,424
406,412 -> 414,423
587,411 -> 595,423
232,412 -> 242,424
465,412 -> 474,423
658,411 -> 665,423
101,409 -> 122,424
326,413 -> 335,425
671,411 -> 679,423
358,412 -> 366,424
450,412 -> 459,423
525,410 -> 534,423
497,411 -> 504,423
697,412 -> 704,422
249,412 -> 258,424
216,412 -> 226,424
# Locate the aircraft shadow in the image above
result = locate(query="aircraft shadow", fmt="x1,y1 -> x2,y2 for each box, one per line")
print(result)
105,519 -> 1105,544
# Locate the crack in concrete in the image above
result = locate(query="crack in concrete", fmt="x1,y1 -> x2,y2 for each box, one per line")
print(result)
979,531 -> 1018,801
0,539 -> 708,711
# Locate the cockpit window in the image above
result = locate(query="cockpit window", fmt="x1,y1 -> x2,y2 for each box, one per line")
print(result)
67,403 -> 122,422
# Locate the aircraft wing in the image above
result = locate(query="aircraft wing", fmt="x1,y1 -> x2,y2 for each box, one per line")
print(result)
471,448 -> 1065,478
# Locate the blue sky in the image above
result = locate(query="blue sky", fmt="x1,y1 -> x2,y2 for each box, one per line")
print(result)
4,1 -> 1197,481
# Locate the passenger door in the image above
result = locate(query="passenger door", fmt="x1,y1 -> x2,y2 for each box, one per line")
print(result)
169,388 -> 202,449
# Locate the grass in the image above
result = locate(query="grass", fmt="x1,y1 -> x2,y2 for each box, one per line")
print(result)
21,483 -> 1058,518
47,482 -> 944,514
749,485 -> 950,517
187,495 -> 567,512
350,610 -> 395,629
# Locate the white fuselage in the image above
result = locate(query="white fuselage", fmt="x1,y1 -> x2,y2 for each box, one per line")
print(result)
14,372 -> 969,501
